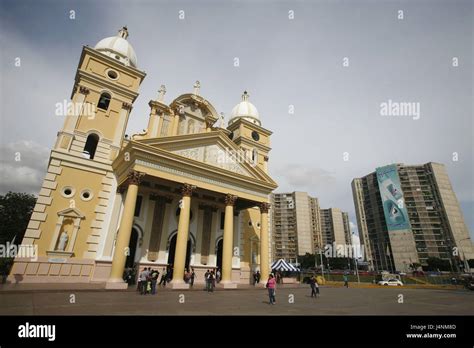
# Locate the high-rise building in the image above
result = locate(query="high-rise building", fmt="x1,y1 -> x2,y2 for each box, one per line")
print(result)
309,197 -> 322,252
271,193 -> 294,260
352,162 -> 474,272
271,192 -> 351,261
271,192 -> 319,261
320,208 -> 347,247
342,212 -> 352,247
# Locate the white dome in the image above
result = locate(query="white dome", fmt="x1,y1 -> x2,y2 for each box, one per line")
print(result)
229,91 -> 261,126
94,27 -> 137,68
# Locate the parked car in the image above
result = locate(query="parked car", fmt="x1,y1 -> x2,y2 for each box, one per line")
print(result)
378,279 -> 403,286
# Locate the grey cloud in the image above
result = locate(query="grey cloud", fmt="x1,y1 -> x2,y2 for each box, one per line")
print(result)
279,164 -> 336,191
0,140 -> 49,194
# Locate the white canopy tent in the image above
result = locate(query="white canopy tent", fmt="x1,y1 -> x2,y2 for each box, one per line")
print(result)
271,259 -> 300,272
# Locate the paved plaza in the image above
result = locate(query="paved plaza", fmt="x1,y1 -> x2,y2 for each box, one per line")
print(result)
0,285 -> 472,315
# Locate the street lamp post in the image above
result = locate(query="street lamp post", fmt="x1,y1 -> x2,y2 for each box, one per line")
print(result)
319,247 -> 325,280
355,258 -> 360,283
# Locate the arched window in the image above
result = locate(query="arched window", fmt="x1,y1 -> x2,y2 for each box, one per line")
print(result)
97,92 -> 111,110
83,133 -> 99,159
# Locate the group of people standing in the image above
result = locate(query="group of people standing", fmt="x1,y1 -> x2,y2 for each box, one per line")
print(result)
184,268 -> 196,286
137,266 -> 175,294
137,266 -> 221,294
204,269 -> 221,292
137,267 -> 160,295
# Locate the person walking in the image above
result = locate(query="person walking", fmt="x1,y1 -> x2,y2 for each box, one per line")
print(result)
190,268 -> 195,287
256,271 -> 261,284
314,277 -> 320,297
184,269 -> 190,284
137,269 -> 144,293
211,270 -> 216,290
310,275 -> 317,298
159,268 -> 167,287
145,267 -> 152,294
139,268 -> 149,295
266,274 -> 276,304
343,274 -> 349,288
207,271 -> 215,293
204,270 -> 210,291
151,269 -> 159,295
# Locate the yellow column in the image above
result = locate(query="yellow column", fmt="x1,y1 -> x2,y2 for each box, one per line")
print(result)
259,202 -> 270,284
170,183 -> 195,288
106,171 -> 144,289
221,194 -> 237,286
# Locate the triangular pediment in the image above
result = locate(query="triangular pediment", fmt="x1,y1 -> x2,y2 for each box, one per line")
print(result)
57,207 -> 85,219
136,131 -> 277,186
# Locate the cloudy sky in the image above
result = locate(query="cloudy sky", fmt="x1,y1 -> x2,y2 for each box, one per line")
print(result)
0,0 -> 472,239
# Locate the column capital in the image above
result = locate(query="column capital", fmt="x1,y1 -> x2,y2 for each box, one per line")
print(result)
259,202 -> 271,213
224,194 -> 238,206
79,86 -> 90,95
127,170 -> 145,186
181,183 -> 196,197
122,102 -> 133,111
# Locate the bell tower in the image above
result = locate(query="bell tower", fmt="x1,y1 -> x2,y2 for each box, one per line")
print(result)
56,26 -> 146,161
227,91 -> 272,172
19,28 -> 146,267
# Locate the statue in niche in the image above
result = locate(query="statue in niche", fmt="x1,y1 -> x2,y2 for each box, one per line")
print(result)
56,231 -> 69,251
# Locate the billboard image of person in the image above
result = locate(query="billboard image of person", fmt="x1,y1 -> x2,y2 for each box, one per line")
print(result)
376,164 -> 411,231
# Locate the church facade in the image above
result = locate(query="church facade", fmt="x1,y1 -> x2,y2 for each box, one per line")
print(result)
9,28 -> 277,289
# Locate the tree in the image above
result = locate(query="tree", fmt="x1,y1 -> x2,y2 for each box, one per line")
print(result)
409,262 -> 422,271
327,257 -> 350,270
0,192 -> 36,246
425,257 -> 451,272
298,253 -> 316,269
298,253 -> 354,271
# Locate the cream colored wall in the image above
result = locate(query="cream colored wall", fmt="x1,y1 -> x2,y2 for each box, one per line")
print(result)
294,192 -> 313,255
330,208 -> 346,246
76,95 -> 123,141
80,54 -> 142,93
99,191 -> 123,260
239,124 -> 270,147
34,166 -> 105,256
240,207 -> 262,269
430,163 -> 474,259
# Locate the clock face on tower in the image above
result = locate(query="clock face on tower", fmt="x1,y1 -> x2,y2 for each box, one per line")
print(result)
251,131 -> 260,141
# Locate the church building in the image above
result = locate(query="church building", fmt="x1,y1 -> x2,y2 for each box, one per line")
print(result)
9,27 -> 278,289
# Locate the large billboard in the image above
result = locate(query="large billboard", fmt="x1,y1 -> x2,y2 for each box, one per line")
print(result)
376,164 -> 411,231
